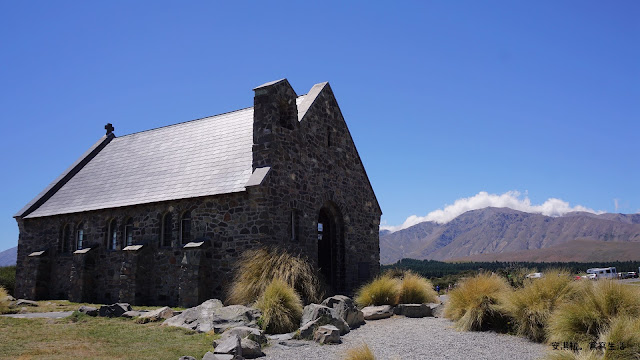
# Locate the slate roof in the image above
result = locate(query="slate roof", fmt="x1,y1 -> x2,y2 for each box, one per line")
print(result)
21,96 -> 306,218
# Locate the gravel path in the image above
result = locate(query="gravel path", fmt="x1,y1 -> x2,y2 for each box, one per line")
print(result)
263,316 -> 548,360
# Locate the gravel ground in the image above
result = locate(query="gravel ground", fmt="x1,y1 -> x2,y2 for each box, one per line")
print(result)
263,316 -> 549,360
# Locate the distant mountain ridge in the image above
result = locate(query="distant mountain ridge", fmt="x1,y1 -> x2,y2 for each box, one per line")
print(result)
380,208 -> 640,264
0,246 -> 17,267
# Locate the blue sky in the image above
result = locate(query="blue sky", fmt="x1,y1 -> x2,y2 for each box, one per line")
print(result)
1,1 -> 638,250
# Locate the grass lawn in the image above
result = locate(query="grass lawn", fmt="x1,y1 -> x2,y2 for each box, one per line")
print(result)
0,313 -> 215,360
5,299 -> 186,314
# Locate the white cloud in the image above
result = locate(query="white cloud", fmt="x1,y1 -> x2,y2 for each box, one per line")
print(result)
380,191 -> 603,233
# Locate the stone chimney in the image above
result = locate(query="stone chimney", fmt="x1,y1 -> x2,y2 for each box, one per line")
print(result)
252,79 -> 298,170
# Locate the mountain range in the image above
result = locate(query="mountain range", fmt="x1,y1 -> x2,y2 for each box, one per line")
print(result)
0,246 -> 17,267
380,207 -> 640,264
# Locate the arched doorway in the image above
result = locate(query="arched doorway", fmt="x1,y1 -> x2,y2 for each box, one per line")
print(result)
317,203 -> 344,292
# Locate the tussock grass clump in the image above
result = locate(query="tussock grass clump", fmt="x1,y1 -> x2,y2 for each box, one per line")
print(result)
548,280 -> 640,345
355,274 -> 400,307
544,350 -> 602,360
226,247 -> 324,305
598,316 -> 640,360
344,343 -> 376,360
502,269 -> 576,342
444,272 -> 512,331
0,286 -> 10,314
398,272 -> 439,304
254,278 -> 303,334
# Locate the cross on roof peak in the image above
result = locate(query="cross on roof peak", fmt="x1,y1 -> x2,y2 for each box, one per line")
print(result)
105,123 -> 114,135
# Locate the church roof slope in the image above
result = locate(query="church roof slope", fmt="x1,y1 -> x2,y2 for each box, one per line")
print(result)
23,106 -> 257,218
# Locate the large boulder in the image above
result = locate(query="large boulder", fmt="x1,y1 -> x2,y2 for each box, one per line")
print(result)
299,304 -> 349,335
428,302 -> 444,318
138,306 -> 174,322
313,325 -> 341,344
215,326 -> 267,346
15,299 -> 38,307
77,305 -> 98,317
240,338 -> 264,358
178,357 -> 196,360
121,310 -> 147,318
99,303 -> 132,318
361,305 -> 394,320
321,295 -> 365,329
202,352 -> 236,360
213,334 -> 242,358
394,304 -> 432,318
164,300 -> 261,333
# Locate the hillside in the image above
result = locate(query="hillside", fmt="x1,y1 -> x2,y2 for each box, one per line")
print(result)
380,208 -> 640,264
0,246 -> 17,267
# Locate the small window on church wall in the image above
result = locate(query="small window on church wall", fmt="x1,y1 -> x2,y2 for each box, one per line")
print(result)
125,218 -> 134,247
76,223 -> 85,251
60,224 -> 71,253
181,211 -> 191,244
162,212 -> 173,247
108,219 -> 117,250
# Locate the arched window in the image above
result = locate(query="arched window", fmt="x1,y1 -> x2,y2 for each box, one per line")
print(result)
180,211 -> 191,244
161,212 -> 173,247
124,218 -> 134,247
107,219 -> 117,250
76,222 -> 86,251
60,224 -> 72,253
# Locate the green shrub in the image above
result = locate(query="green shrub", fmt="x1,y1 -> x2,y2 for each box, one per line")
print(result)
226,247 -> 324,305
444,272 -> 512,331
0,286 -> 10,314
344,343 -> 376,360
355,274 -> 400,307
502,269 -> 577,342
254,278 -> 303,334
398,271 -> 439,304
0,266 -> 16,296
548,280 -> 640,345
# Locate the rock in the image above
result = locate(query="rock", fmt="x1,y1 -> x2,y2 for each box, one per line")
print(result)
121,310 -> 146,318
394,304 -> 432,318
300,304 -> 349,335
361,305 -> 393,320
216,326 -> 267,346
203,351 -> 236,360
138,306 -> 174,322
99,303 -> 132,317
77,305 -> 98,317
164,299 -> 261,333
428,303 -> 444,318
240,338 -> 264,358
321,295 -> 365,329
313,325 -> 341,344
15,299 -> 38,307
6,295 -> 16,302
179,357 -> 196,360
267,332 -> 295,341
214,334 -> 242,358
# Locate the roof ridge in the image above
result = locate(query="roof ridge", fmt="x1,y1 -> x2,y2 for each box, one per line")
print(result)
117,105 -> 254,138
117,93 -> 309,139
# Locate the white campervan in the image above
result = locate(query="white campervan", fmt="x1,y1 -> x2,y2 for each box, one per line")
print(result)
586,267 -> 617,279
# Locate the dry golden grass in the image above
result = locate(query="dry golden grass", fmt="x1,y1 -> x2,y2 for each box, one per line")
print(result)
0,287 -> 9,314
548,280 -> 640,345
254,278 -> 303,334
226,247 -> 324,305
355,274 -> 400,307
398,272 -> 438,304
344,343 -> 376,360
501,269 -> 577,342
544,350 -> 602,360
0,314 -> 213,359
444,272 -> 512,331
597,316 -> 640,360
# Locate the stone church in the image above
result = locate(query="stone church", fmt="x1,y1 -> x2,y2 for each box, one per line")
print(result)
14,79 -> 382,307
